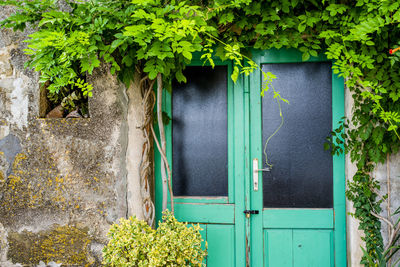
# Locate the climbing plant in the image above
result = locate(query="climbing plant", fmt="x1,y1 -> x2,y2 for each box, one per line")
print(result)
2,0 -> 400,264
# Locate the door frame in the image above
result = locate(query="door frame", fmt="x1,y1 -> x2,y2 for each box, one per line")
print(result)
154,56 -> 247,266
248,49 -> 346,266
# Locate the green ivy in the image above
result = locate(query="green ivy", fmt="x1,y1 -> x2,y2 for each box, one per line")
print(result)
2,0 -> 400,264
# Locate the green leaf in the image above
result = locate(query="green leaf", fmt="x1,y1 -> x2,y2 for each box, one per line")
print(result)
149,70 -> 158,80
122,55 -> 133,67
231,66 -> 239,83
298,23 -> 306,32
324,142 -> 330,151
175,70 -> 186,83
111,39 -> 124,50
309,50 -> 318,57
302,52 -> 310,61
182,51 -> 192,61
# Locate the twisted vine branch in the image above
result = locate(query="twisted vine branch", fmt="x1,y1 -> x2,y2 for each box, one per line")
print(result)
138,74 -> 156,227
138,72 -> 175,225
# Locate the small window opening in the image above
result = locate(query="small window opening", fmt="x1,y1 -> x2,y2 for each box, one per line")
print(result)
39,75 -> 91,119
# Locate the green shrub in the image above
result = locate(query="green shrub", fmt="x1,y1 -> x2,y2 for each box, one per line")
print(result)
102,211 -> 207,267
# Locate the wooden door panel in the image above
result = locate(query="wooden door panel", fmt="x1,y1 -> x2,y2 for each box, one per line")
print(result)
174,203 -> 234,224
264,229 -> 293,267
207,224 -> 235,266
262,209 -> 333,229
185,222 -> 235,266
293,230 -> 333,267
264,229 -> 333,267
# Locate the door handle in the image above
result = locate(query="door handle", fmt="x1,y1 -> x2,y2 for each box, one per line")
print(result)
253,158 -> 270,191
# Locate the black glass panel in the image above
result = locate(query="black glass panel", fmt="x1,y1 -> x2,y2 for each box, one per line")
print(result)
262,62 -> 333,208
172,66 -> 228,196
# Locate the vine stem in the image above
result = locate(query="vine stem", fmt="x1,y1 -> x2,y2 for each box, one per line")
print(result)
370,210 -> 394,231
138,77 -> 156,227
150,124 -> 174,213
263,87 -> 284,168
204,31 -> 288,168
370,195 -> 400,254
156,73 -> 167,211
203,31 -> 254,64
155,73 -> 174,214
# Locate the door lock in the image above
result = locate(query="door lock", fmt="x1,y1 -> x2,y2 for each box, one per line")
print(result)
243,210 -> 259,219
253,158 -> 270,191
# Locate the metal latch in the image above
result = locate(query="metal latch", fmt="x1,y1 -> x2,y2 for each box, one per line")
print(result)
243,210 -> 259,218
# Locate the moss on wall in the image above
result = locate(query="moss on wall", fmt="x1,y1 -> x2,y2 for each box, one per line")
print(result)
7,225 -> 94,265
0,138 -> 110,223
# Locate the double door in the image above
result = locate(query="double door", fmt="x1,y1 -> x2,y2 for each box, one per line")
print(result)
155,49 -> 346,266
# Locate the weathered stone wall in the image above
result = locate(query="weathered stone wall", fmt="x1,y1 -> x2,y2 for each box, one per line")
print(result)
0,6 -> 145,265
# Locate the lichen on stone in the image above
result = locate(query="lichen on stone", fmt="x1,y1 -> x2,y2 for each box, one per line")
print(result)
7,225 -> 94,266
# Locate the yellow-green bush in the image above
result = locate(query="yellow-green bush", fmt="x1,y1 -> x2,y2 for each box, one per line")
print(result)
102,211 -> 207,266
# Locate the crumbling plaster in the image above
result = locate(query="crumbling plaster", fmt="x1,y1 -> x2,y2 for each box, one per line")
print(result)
0,16 -> 145,265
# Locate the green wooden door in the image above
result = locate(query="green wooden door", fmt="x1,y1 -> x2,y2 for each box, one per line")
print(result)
155,50 -> 346,267
249,49 -> 346,267
155,58 -> 248,266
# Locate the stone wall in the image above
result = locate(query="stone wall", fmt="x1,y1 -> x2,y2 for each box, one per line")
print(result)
0,7 -> 145,265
